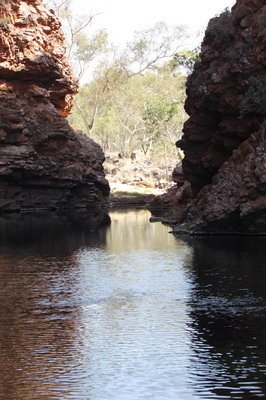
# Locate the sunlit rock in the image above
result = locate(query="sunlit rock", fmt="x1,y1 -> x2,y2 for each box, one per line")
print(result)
0,0 -> 109,212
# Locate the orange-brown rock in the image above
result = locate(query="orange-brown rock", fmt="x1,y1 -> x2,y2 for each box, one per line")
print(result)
152,0 -> 265,234
0,0 -> 109,212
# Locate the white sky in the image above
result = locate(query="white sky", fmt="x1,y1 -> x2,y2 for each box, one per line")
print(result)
73,0 -> 236,45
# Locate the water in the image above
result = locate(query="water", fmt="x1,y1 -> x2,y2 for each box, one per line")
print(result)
0,209 -> 265,400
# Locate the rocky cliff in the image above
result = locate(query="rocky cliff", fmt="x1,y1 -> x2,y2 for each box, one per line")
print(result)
152,0 -> 265,234
0,0 -> 109,212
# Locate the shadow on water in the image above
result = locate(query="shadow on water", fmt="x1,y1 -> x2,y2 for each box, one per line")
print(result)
179,235 -> 266,399
0,209 -> 111,400
0,209 -> 265,399
0,209 -> 111,256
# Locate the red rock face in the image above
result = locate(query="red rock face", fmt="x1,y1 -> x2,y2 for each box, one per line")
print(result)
154,0 -> 266,234
0,0 -> 109,212
179,0 -> 265,194
185,129 -> 265,234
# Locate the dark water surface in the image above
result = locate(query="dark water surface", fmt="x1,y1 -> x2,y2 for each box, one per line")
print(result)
0,210 -> 265,400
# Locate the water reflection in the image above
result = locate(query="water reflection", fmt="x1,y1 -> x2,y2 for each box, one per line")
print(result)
0,210 -> 265,399
184,236 -> 266,399
0,210 -> 110,256
0,210 -> 110,400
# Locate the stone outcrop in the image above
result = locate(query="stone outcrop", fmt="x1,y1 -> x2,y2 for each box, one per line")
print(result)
0,0 -> 109,212
152,0 -> 265,234
183,128 -> 265,233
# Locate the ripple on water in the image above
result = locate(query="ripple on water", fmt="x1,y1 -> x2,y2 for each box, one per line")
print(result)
0,210 -> 265,399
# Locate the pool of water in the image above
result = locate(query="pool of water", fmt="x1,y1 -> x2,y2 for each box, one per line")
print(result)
0,209 -> 265,399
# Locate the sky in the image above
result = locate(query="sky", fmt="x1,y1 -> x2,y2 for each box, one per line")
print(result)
73,0 -> 236,46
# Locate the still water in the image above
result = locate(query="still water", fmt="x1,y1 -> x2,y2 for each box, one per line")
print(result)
0,209 -> 265,400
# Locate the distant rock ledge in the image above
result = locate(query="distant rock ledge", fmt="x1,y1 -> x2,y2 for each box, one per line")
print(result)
0,0 -> 110,213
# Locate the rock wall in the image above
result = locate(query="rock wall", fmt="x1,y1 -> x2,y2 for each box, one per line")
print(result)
152,0 -> 265,234
0,0 -> 109,212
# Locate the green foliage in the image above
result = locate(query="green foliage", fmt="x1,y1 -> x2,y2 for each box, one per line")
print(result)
112,191 -> 145,197
127,22 -> 188,72
75,30 -> 108,63
144,95 -> 177,139
69,70 -> 187,159
170,49 -> 200,75
93,108 -> 120,151
240,73 -> 266,118
47,0 -> 189,163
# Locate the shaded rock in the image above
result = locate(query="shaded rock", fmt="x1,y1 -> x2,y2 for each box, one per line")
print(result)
0,0 -> 109,212
154,0 -> 266,234
149,180 -> 193,223
184,128 -> 265,234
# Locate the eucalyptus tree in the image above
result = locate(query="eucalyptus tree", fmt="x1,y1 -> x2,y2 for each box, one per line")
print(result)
71,21 -> 189,135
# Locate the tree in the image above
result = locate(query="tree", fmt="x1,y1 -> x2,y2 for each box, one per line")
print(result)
46,0 -> 188,165
170,48 -> 200,76
69,68 -> 187,163
126,22 -> 188,75
71,58 -> 130,135
70,21 -> 189,134
45,0 -> 70,14
45,0 -> 108,81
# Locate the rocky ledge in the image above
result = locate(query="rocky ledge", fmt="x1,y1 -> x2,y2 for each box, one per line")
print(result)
151,0 -> 265,234
0,0 -> 109,212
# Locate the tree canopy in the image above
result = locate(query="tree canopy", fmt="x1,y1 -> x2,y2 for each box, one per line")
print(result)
45,0 -> 195,171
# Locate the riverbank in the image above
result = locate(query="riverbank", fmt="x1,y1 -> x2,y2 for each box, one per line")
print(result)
108,182 -> 166,208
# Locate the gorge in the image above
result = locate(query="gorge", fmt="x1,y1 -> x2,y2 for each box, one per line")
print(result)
0,1 -> 265,399
0,0 -> 265,231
